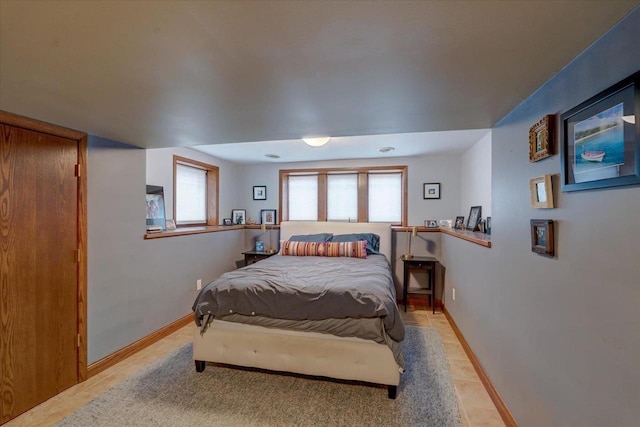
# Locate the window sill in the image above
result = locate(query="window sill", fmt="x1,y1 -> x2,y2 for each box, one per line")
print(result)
392,226 -> 491,248
144,224 -> 281,239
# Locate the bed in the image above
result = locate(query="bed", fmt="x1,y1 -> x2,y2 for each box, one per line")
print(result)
191,221 -> 404,398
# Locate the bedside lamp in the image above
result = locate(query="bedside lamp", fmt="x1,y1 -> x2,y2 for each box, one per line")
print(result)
402,227 -> 417,260
261,222 -> 277,254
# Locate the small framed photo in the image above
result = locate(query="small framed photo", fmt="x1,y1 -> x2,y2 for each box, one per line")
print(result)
486,216 -> 492,235
223,218 -> 232,226
531,219 -> 554,257
466,206 -> 482,231
260,209 -> 277,225
454,216 -> 465,229
530,174 -> 554,208
253,186 -> 267,200
529,115 -> 554,162
423,182 -> 441,199
231,209 -> 246,225
424,220 -> 439,228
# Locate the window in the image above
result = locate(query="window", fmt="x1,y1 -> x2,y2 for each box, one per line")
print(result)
279,166 -> 407,225
327,174 -> 358,221
288,175 -> 318,220
173,155 -> 218,226
368,173 -> 402,223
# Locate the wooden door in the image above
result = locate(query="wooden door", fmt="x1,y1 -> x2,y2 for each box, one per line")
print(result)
0,114 -> 87,424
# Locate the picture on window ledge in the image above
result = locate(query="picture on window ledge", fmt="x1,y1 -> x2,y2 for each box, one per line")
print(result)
454,216 -> 465,229
466,206 -> 482,231
223,218 -> 232,226
146,185 -> 166,230
260,209 -> 277,225
231,209 -> 246,225
424,220 -> 438,228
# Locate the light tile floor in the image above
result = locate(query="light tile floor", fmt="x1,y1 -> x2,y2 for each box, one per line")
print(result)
6,306 -> 505,427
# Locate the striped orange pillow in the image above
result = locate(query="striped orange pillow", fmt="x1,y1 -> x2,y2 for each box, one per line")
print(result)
280,240 -> 367,259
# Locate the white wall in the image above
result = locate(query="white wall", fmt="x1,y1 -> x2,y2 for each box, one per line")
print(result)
146,147 -> 240,223
443,10 -> 640,427
88,137 -> 245,363
461,130 -> 492,218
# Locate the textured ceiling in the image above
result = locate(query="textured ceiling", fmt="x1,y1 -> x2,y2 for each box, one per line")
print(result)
1,1 -> 638,153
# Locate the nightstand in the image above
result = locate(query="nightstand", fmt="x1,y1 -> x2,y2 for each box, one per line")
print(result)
402,256 -> 438,314
242,251 -> 277,266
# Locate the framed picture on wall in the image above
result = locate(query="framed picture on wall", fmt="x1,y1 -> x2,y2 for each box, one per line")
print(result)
253,186 -> 267,200
529,174 -> 554,208
530,219 -> 554,257
560,70 -> 640,192
423,182 -> 441,199
529,115 -> 554,162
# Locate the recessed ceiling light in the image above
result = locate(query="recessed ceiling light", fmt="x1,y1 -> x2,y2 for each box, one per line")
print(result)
265,153 -> 280,159
378,146 -> 395,153
302,137 -> 331,147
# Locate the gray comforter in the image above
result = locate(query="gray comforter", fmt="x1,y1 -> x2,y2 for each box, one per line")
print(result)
192,254 -> 404,343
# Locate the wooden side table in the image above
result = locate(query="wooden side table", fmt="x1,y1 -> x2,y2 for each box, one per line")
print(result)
242,251 -> 277,266
402,256 -> 438,314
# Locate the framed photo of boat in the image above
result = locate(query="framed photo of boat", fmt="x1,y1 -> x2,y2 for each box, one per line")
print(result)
530,219 -> 554,257
529,115 -> 554,162
529,174 -> 554,208
560,70 -> 640,192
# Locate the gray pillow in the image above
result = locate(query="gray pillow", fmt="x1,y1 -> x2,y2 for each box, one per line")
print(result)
288,233 -> 333,242
331,233 -> 380,255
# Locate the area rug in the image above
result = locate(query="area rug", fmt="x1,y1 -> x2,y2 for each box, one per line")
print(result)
58,326 -> 462,426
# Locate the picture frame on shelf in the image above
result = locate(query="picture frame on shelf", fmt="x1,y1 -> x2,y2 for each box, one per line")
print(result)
260,209 -> 277,225
423,182 -> 441,199
486,216 -> 492,235
454,216 -> 465,229
529,115 -> 554,162
223,218 -> 232,226
146,185 -> 166,230
560,70 -> 640,192
231,209 -> 246,225
424,220 -> 438,228
530,219 -> 554,257
529,174 -> 555,208
466,206 -> 482,231
253,185 -> 267,200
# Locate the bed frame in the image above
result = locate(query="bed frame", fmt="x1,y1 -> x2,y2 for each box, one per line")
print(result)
193,221 -> 401,398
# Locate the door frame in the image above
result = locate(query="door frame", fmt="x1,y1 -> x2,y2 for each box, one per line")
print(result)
0,110 -> 88,381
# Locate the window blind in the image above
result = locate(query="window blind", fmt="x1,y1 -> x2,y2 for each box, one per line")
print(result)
175,163 -> 207,224
288,175 -> 318,220
368,173 -> 401,223
327,174 -> 358,221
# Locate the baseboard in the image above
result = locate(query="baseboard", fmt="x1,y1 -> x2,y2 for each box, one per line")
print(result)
87,314 -> 192,378
443,307 -> 518,427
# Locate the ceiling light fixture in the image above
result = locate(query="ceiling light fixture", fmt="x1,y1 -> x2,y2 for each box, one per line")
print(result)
302,137 -> 330,147
378,146 -> 395,153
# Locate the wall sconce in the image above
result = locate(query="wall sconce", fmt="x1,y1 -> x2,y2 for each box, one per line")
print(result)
402,227 -> 417,260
